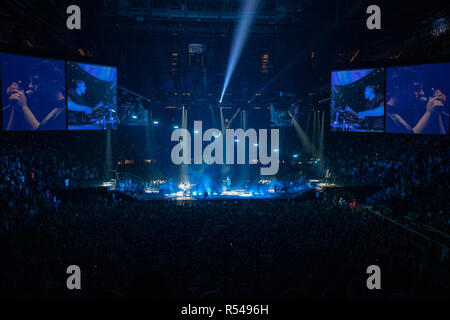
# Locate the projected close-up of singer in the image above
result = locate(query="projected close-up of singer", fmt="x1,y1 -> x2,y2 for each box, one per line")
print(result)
1,53 -> 66,131
386,63 -> 449,134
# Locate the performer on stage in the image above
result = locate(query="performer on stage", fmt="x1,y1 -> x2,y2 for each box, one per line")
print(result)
179,182 -> 192,196
226,177 -> 231,191
273,183 -> 279,193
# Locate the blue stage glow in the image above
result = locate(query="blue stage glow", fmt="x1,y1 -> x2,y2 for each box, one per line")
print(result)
173,125 -> 179,129
153,121 -> 159,125
293,154 -> 299,158
219,0 -> 260,102
273,149 -> 279,152
131,115 -> 138,119
253,143 -> 259,147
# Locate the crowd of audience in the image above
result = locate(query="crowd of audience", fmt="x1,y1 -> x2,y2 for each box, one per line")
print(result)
322,134 -> 449,232
1,191 -> 448,299
0,131 -> 448,300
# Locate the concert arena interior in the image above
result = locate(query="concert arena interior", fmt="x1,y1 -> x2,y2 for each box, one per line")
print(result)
0,0 -> 449,307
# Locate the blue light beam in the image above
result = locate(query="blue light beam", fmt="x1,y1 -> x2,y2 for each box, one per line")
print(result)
219,0 -> 260,103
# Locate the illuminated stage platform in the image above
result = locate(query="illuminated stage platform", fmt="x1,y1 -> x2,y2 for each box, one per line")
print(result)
140,186 -> 316,201
101,177 -> 336,201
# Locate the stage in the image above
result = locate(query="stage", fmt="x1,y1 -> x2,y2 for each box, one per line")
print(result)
135,185 -> 319,201
97,176 -> 336,201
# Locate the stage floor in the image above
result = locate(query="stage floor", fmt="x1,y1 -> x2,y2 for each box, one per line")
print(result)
139,186 -> 314,201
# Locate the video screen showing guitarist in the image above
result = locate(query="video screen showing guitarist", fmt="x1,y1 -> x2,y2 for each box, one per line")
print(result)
67,61 -> 118,130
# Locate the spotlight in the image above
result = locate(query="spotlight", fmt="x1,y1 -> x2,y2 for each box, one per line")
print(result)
173,125 -> 179,129
293,154 -> 299,158
153,121 -> 159,125
219,0 -> 261,102
253,143 -> 259,147
273,149 -> 279,152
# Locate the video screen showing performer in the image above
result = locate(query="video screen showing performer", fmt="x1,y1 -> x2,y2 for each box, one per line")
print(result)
331,68 -> 385,132
1,53 -> 66,131
386,63 -> 449,134
67,61 -> 118,130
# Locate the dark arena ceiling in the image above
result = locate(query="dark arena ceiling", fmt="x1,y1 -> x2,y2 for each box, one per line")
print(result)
0,0 -> 448,109
1,0 -> 448,52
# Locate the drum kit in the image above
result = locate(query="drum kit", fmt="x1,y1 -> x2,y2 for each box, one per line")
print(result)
80,104 -> 118,128
331,105 -> 382,131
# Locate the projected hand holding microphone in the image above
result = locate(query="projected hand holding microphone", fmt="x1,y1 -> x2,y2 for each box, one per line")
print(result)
5,81 -> 40,130
385,64 -> 449,135
413,88 -> 447,134
422,89 -> 446,115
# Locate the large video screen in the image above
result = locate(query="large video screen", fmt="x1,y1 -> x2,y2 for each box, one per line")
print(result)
1,53 -> 66,131
386,63 -> 449,134
67,61 -> 117,130
331,68 -> 385,132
